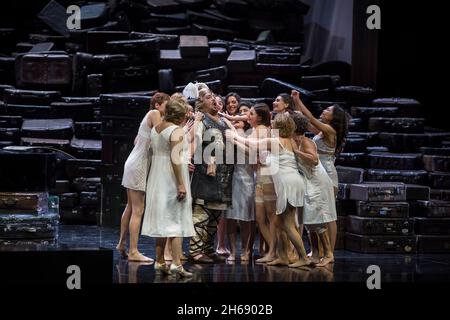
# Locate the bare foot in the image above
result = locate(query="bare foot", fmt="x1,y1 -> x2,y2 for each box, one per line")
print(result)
128,251 -> 154,263
116,244 -> 128,258
240,253 -> 250,262
316,256 -> 335,267
288,258 -> 312,268
267,258 -> 289,266
256,255 -> 276,264
181,254 -> 188,261
226,255 -> 236,262
216,247 -> 230,256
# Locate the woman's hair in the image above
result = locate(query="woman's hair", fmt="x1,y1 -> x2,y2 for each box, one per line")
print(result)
150,92 -> 170,110
279,93 -> 294,112
215,95 -> 225,105
253,103 -> 271,127
195,88 -> 212,112
225,92 -> 241,114
291,113 -> 310,135
329,104 -> 350,155
273,113 -> 295,138
239,101 -> 253,110
171,92 -> 188,103
164,99 -> 188,125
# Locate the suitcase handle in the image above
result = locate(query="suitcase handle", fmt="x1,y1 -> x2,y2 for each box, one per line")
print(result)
1,197 -> 18,208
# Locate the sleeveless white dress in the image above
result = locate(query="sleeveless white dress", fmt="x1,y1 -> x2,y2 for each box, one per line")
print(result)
141,125 -> 195,238
121,113 -> 152,192
226,163 -> 256,221
270,139 -> 306,215
313,134 -> 338,188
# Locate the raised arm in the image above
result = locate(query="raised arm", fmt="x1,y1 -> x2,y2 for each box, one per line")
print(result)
226,130 -> 274,151
170,127 -> 187,201
293,137 -> 319,167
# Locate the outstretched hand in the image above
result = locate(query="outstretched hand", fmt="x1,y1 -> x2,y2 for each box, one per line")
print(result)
194,112 -> 204,122
291,90 -> 300,100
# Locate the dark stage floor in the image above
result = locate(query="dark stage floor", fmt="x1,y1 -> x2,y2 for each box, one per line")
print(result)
45,225 -> 450,284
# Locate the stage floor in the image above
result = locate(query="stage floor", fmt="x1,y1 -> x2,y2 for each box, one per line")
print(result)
54,225 -> 450,284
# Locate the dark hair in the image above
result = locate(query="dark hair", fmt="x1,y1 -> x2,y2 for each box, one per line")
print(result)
279,93 -> 295,113
225,92 -> 241,115
253,103 -> 271,127
291,113 -> 310,135
330,104 -> 350,155
150,92 -> 170,110
239,101 -> 253,109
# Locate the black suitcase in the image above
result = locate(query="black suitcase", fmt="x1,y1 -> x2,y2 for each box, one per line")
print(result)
368,117 -> 425,133
355,201 -> 409,218
86,74 -> 103,97
0,212 -> 59,239
107,38 -> 161,54
129,32 -> 179,50
431,189 -> 450,201
336,200 -> 356,216
21,119 -> 74,140
227,50 -> 256,73
0,192 -> 48,214
160,49 -> 212,71
334,86 -> 376,104
428,172 -> 450,189
210,47 -> 228,67
15,53 -> 72,89
366,169 -> 428,185
372,98 -> 421,117
100,94 -> 150,119
260,78 -> 315,102
347,132 -> 379,146
21,137 -> 71,153
50,101 -> 96,122
74,122 -> 101,140
105,65 -> 156,92
158,69 -> 174,93
60,192 -> 79,208
0,115 -> 23,129
179,66 -> 228,84
186,10 -> 233,30
3,89 -> 61,106
349,183 -> 406,202
345,233 -> 416,254
145,12 -> 188,28
423,155 -> 450,172
346,215 -> 413,235
258,52 -> 301,65
29,42 -> 55,53
0,128 -> 20,143
368,153 -> 423,170
6,104 -> 52,119
414,217 -> 450,235
0,84 -> 14,100
70,138 -> 101,160
191,23 -> 237,40
256,63 -> 303,77
348,118 -> 364,132
86,31 -> 130,54
417,235 -> 450,253
379,133 -> 432,153
179,35 -> 209,58
337,183 -> 351,200
351,107 -> 398,120
72,177 -> 101,193
226,85 -> 259,98
405,184 -> 430,201
335,153 -> 367,168
101,116 -> 140,138
342,137 -> 366,153
337,217 -> 346,233
410,200 -> 450,218
336,166 -> 365,184
146,0 -> 182,13
60,206 -> 97,225
0,150 -> 56,192
367,146 -> 389,153
420,147 -> 450,156
65,159 -> 101,179
50,180 -> 70,195
80,191 -> 100,208
101,137 -> 134,165
90,54 -> 138,72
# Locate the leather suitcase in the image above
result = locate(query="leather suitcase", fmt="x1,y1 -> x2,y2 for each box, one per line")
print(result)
372,98 -> 421,117
107,38 -> 161,54
410,200 -> 450,218
336,200 -> 356,216
256,63 -> 304,77
342,137 -> 366,153
70,138 -> 101,160
3,89 -> 61,105
80,191 -> 100,208
21,119 -> 74,140
6,104 -> 52,119
146,0 -> 182,13
0,84 -> 14,100
260,78 -> 315,102
21,137 -> 71,153
226,85 -> 259,98
90,54 -> 140,72
105,65 -> 156,92
145,12 -> 188,28
367,146 -> 389,153
335,232 -> 345,250
100,94 -> 150,119
431,189 -> 450,201
348,132 -> 379,146
60,206 -> 97,225
179,35 -> 209,58
155,26 -> 191,35
346,215 -> 413,235
101,137 -> 134,165
355,201 -> 409,218
65,159 -> 101,179
379,133 -> 432,153
0,150 -> 56,192
50,180 -> 70,195
334,86 -> 376,104
186,10 -> 234,30
0,212 -> 59,239
366,169 -> 428,185
345,233 -> 416,254
158,69 -> 174,93
227,50 -> 256,73
191,23 -> 237,40
337,217 -> 346,232
178,66 -> 228,84
351,107 -> 398,120
368,117 -> 425,133
429,172 -> 450,189
86,74 -> 103,97
336,166 -> 365,184
0,192 -> 48,214
348,118 -> 364,132
101,116 -> 140,138
423,155 -> 450,172
86,31 -> 130,54
0,128 -> 20,143
420,147 -> 450,156
210,47 -> 228,67
368,152 -> 423,170
349,183 -> 406,202
258,52 -> 301,65
50,101 -> 96,122
160,49 -> 211,71
405,184 -> 430,201
74,122 -> 101,140
417,236 -> 450,253
60,192 -> 79,208
15,53 -> 72,89
414,217 -> 450,235
0,115 -> 23,129
337,183 -> 351,200
72,177 -> 101,193
335,153 -> 367,168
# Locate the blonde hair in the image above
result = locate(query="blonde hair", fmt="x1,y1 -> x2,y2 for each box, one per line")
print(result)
273,113 -> 295,138
195,88 -> 212,112
164,99 -> 188,125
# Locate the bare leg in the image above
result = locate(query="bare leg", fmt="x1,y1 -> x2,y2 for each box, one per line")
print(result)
267,218 -> 290,266
216,218 -> 230,255
240,221 -> 255,261
116,190 -> 132,258
316,228 -> 335,267
164,238 -> 173,261
257,183 -> 278,263
226,219 -> 237,261
255,188 -> 271,259
127,190 -> 152,262
155,237 -> 167,264
308,230 -> 321,265
327,221 -> 337,252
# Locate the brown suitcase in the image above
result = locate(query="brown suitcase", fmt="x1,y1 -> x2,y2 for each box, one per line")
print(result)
345,233 -> 416,254
0,192 -> 48,214
349,183 -> 406,202
423,155 -> 450,172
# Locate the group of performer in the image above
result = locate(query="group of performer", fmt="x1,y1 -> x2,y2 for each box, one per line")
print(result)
116,82 -> 350,278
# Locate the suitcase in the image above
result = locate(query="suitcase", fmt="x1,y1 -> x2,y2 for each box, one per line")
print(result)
337,217 -> 346,232
86,31 -> 130,54
60,206 -> 97,225
3,89 -> 61,106
0,128 -> 20,143
100,94 -> 150,119
0,141 -> 13,148
348,118 -> 364,132
160,49 -> 211,71
227,50 -> 256,73
258,52 -> 301,65
80,191 -> 100,208
336,200 -> 356,216
379,133 -> 432,153
86,74 -> 103,97
70,138 -> 101,159
414,217 -> 450,235
105,65 -> 156,92
210,47 -> 228,67
50,180 -> 70,195
90,54 -> 137,72
0,84 -> 14,100
335,153 -> 367,168
101,116 -> 140,138
334,86 -> 376,104
0,212 -> 59,239
260,78 -> 315,102
72,177 -> 101,193
358,169 -> 424,193
420,147 -> 450,156
342,137 -> 366,153
336,166 -> 365,184
107,38 -> 161,54
256,63 -> 303,77
21,119 -> 74,140
60,193 -> 79,208
0,116 -> 23,129
101,137 -> 135,165
368,153 -> 423,170
158,69 -> 174,93
146,0 -> 183,13
423,155 -> 450,172
351,107 -> 398,120
145,12 -> 188,28
0,150 -> 56,192
186,10 -> 232,30
368,117 -> 425,133
347,132 -> 379,146
335,232 -> 345,250
349,183 -> 406,202
410,200 -> 450,218
179,66 -> 228,84
78,3 -> 109,29
179,35 -> 209,58
367,146 -> 389,153
50,101 -> 96,122
417,236 -> 450,253
15,53 -> 72,89
226,85 -> 259,98
0,192 -> 48,214
372,98 -> 421,117
405,184 -> 430,201
6,104 -> 52,119
74,122 -> 101,140
429,172 -> 450,189
345,233 -> 416,254
65,159 -> 102,179
155,26 -> 192,35
21,137 -> 71,153
431,189 -> 450,201
337,183 -> 351,200
355,201 -> 409,218
29,42 -> 55,53
191,23 -> 237,40
204,7 -> 246,26
346,215 -> 413,235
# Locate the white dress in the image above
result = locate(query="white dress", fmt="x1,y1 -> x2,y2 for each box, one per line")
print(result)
313,134 -> 338,188
121,113 -> 152,192
298,142 -> 337,225
270,139 -> 306,215
226,164 -> 255,221
141,125 -> 195,238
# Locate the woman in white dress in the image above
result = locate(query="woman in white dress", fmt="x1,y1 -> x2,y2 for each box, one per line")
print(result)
116,93 -> 170,262
141,99 -> 195,277
292,113 -> 337,267
226,113 -> 311,268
